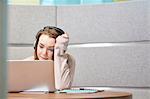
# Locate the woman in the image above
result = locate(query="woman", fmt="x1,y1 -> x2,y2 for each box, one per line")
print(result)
25,26 -> 75,90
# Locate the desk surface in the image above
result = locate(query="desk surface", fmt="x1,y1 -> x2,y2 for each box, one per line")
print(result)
8,91 -> 132,99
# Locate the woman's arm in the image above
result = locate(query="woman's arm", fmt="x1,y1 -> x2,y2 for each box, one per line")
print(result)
54,33 -> 75,90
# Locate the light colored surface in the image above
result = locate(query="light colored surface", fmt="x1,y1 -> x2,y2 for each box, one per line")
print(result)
68,42 -> 150,87
148,0 -> 150,37
8,47 -> 33,60
7,1 -> 149,44
57,0 -> 149,43
8,5 -> 56,44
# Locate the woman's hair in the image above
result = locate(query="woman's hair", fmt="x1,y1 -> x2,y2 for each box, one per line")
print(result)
34,26 -> 65,60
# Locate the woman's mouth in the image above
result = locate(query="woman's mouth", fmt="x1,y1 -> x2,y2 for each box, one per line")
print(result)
40,56 -> 48,60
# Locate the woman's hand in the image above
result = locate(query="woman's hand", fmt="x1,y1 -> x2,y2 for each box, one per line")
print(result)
55,33 -> 69,55
56,33 -> 69,44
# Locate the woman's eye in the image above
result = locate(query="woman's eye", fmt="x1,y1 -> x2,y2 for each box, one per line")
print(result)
48,48 -> 54,52
39,45 -> 44,48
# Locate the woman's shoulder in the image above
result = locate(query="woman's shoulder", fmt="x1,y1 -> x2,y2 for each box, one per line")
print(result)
23,56 -> 34,60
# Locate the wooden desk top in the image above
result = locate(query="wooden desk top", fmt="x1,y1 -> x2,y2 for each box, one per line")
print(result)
8,91 -> 132,99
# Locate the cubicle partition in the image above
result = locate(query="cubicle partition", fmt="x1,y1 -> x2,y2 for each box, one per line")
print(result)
8,0 -> 150,99
0,0 -> 7,98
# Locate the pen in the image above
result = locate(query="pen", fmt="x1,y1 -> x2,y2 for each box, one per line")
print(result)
78,88 -> 104,92
72,87 -> 96,90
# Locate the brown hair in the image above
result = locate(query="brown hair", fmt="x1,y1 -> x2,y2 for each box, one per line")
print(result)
34,26 -> 65,60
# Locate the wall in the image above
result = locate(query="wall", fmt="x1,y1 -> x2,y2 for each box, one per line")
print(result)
8,0 -> 150,99
148,0 -> 150,40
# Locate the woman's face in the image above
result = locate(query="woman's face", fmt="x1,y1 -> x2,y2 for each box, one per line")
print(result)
37,34 -> 55,60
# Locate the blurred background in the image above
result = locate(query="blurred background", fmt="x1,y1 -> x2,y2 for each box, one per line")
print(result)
8,0 -> 129,5
2,0 -> 150,99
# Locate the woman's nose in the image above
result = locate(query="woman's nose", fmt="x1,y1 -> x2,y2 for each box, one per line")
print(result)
42,48 -> 47,55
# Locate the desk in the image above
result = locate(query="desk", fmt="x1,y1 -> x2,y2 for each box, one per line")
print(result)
8,91 -> 132,99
